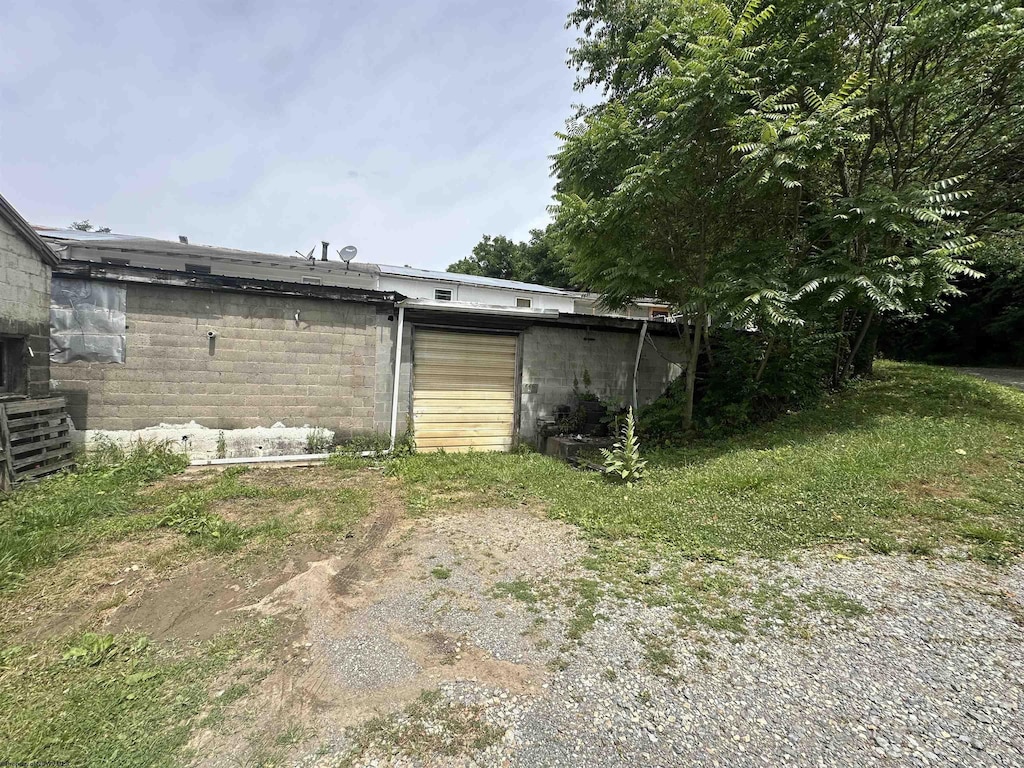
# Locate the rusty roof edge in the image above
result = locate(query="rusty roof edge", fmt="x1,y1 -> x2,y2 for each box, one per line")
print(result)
53,261 -> 404,305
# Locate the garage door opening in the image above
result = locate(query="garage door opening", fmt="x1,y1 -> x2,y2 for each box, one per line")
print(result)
412,328 -> 517,452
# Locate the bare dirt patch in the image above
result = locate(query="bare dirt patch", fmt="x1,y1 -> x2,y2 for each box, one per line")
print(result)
103,547 -> 321,642
102,474 -> 399,643
4,463 -> 589,766
237,465 -> 368,494
7,532 -> 185,641
186,499 -> 587,766
895,476 -> 966,502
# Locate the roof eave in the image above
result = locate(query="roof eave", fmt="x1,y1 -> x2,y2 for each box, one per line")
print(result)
0,194 -> 60,266
53,261 -> 403,306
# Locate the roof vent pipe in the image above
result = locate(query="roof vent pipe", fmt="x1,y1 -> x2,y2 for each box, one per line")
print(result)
179,235 -> 188,244
321,241 -> 329,261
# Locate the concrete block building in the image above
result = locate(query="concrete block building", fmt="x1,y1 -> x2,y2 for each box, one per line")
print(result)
39,228 -> 686,457
0,194 -> 58,400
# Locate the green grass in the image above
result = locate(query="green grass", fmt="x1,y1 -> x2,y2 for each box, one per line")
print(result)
1,455 -> 373,595
314,488 -> 372,533
392,363 -> 1024,561
489,579 -> 541,604
431,565 -> 452,580
0,441 -> 188,591
566,578 -> 602,640
0,619 -> 280,767
799,587 -> 869,618
150,467 -> 367,553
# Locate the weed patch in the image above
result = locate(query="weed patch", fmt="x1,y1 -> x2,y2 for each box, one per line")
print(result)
566,578 -> 603,640
0,619 -> 279,767
641,634 -> 677,678
798,588 -> 869,619
338,690 -> 502,766
0,441 -> 187,592
489,579 -> 541,604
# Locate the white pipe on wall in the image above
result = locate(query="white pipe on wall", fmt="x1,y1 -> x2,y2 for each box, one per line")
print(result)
389,304 -> 406,450
631,319 -> 648,412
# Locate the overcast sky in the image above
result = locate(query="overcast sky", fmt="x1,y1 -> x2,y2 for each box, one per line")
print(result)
0,0 -> 585,270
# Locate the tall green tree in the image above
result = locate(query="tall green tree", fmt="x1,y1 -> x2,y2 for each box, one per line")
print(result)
883,222 -> 1024,366
448,227 -> 576,289
735,0 -> 1024,379
555,0 -> 1024,430
555,0 -> 799,430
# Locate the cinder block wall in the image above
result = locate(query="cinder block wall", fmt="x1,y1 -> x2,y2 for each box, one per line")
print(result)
51,281 -> 389,436
519,325 -> 686,441
0,215 -> 51,398
636,332 -> 688,405
373,307 -> 411,436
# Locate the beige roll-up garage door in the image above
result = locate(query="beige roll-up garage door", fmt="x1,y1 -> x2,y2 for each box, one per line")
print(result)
412,329 -> 517,452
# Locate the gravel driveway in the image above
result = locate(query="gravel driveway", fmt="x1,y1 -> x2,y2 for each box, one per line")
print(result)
957,367 -> 1024,392
480,556 -> 1024,768
193,504 -> 1024,768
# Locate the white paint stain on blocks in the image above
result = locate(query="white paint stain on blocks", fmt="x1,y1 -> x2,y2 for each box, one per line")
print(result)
72,421 -> 334,460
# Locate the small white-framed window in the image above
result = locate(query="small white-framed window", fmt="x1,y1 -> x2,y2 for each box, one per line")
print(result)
434,288 -> 453,301
516,297 -> 532,308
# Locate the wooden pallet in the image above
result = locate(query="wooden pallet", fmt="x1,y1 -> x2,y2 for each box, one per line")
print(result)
0,397 -> 75,490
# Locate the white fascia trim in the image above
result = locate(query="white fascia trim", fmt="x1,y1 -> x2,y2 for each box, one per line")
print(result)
399,298 -> 560,317
387,273 -> 574,297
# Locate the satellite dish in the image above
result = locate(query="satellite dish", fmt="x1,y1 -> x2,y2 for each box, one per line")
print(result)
337,245 -> 358,267
295,247 -> 315,261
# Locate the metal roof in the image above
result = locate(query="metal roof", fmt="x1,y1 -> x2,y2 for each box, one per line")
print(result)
37,227 -> 329,265
36,228 -> 585,298
34,227 -> 153,242
54,260 -> 399,306
374,263 -> 578,296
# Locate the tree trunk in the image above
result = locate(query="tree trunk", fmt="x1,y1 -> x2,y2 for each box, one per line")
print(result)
833,310 -> 848,387
840,307 -> 876,382
682,315 -> 704,432
755,336 -> 775,383
854,321 -> 880,378
703,329 -> 714,368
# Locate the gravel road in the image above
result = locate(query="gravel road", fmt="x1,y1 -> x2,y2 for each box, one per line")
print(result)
957,367 -> 1024,393
463,556 -> 1024,768
203,505 -> 1023,767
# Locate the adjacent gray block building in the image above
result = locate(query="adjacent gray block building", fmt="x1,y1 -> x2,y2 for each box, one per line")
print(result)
0,194 -> 59,400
